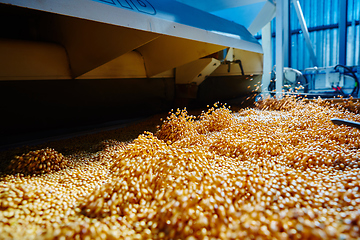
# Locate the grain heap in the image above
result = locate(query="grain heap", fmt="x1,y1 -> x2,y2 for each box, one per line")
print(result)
1,96 -> 360,239
6,148 -> 67,175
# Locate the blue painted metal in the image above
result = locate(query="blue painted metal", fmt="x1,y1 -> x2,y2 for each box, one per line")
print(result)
175,0 -> 276,35
339,0 -> 348,65
347,0 -> 360,66
284,0 -> 291,67
275,0 -> 284,98
0,0 -> 263,53
292,0 -> 318,67
176,0 -> 267,13
90,0 -> 260,45
257,0 -> 360,70
211,2 -> 266,29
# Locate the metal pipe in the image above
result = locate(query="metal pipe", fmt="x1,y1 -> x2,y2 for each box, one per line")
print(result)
292,0 -> 318,67
284,0 -> 290,67
331,119 -> 360,130
276,0 -> 284,98
339,0 -> 348,65
261,22 -> 272,97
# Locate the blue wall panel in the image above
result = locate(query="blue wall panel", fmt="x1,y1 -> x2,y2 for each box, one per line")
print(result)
258,0 -> 359,70
347,0 -> 360,66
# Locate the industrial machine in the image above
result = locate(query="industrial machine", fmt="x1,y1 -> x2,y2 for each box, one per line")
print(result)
0,0 -> 272,146
303,65 -> 359,98
267,65 -> 359,99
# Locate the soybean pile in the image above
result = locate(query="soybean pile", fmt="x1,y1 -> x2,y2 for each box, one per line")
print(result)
1,96 -> 360,240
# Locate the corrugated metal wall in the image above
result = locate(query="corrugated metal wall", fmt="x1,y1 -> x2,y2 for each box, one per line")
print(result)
256,0 -> 360,70
347,0 -> 360,66
290,0 -> 339,69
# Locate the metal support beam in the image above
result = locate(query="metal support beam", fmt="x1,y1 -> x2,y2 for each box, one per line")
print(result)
339,0 -> 348,65
248,1 -> 276,35
292,0 -> 318,67
262,22 -> 272,97
283,0 -> 290,67
276,0 -> 284,98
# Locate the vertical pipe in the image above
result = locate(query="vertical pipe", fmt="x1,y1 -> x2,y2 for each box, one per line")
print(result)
352,0 -> 356,66
283,0 -> 290,67
262,22 -> 272,98
276,0 -> 284,98
339,0 -> 348,65
292,0 -> 318,67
